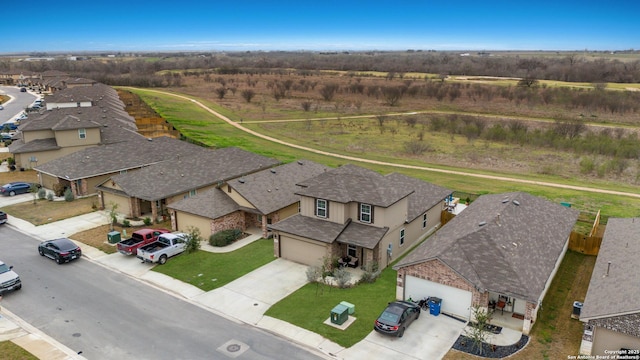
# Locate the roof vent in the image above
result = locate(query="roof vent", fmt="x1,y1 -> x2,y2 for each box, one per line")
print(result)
238,178 -> 245,184
502,197 -> 509,203
297,160 -> 303,165
512,200 -> 520,206
270,169 -> 276,174
478,221 -> 487,227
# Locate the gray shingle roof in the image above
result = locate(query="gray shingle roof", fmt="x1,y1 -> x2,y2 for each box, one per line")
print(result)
228,160 -> 329,214
385,172 -> 451,222
394,192 -> 579,302
581,218 -> 640,320
9,138 -> 60,154
296,164 -> 413,207
269,214 -> 347,244
35,136 -> 200,180
336,222 -> 389,249
110,147 -> 279,201
168,188 -> 240,219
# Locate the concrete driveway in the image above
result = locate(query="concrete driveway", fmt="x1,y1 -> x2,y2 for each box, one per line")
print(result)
336,312 -> 466,360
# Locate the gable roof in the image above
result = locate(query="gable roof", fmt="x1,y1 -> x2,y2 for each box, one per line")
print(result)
385,172 -> 451,222
581,217 -> 640,321
35,136 -> 197,180
168,188 -> 241,219
227,160 -> 329,215
394,192 -> 579,302
296,164 -> 413,207
108,147 -> 279,201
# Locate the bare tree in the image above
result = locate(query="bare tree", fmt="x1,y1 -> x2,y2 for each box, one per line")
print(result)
381,86 -> 403,106
319,83 -> 339,101
214,87 -> 227,99
241,89 -> 255,103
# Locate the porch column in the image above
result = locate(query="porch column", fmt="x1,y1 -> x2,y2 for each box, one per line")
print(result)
261,215 -> 268,238
151,200 -> 158,223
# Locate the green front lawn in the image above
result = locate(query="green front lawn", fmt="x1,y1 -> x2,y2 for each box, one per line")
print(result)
265,268 -> 397,348
152,239 -> 275,291
0,341 -> 38,360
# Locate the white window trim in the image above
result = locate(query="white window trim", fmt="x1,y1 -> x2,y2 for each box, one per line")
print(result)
78,128 -> 86,139
360,203 -> 372,223
400,228 -> 405,246
316,199 -> 327,218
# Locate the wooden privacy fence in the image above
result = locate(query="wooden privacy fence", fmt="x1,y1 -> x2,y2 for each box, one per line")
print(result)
568,231 -> 602,255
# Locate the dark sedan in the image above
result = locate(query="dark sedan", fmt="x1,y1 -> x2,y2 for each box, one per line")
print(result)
374,300 -> 421,337
0,182 -> 39,196
38,238 -> 82,264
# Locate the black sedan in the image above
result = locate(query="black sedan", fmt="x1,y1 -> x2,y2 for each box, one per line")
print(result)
0,182 -> 39,196
374,300 -> 421,337
38,238 -> 82,264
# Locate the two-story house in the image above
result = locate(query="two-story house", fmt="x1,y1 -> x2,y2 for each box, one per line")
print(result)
268,164 -> 451,269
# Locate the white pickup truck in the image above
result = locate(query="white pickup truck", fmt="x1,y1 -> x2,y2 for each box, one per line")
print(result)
0,260 -> 22,295
136,232 -> 187,265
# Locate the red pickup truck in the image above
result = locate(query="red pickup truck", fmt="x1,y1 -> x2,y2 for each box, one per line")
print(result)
116,228 -> 170,256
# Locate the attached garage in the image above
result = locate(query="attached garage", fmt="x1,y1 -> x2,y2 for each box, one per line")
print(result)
405,275 -> 472,320
174,211 -> 213,239
279,235 -> 327,266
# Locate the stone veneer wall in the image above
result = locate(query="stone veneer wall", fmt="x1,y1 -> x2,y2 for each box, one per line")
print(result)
398,259 -> 482,303
588,313 -> 640,338
212,211 -> 246,234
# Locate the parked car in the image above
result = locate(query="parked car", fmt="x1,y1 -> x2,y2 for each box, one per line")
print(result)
0,260 -> 21,295
20,87 -> 27,92
38,238 -> 82,264
116,228 -> 170,256
0,105 -> 4,110
0,210 -> 7,224
137,232 -> 187,264
374,300 -> 421,337
0,182 -> 40,196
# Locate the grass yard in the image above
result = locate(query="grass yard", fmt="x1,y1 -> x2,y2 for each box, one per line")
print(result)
0,342 -> 38,360
1,196 -> 98,225
265,267 -> 397,348
151,239 -> 276,291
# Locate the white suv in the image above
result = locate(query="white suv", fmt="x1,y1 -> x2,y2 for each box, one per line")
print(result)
0,260 -> 22,295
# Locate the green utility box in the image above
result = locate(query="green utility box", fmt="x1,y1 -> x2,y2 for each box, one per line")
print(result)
107,231 -> 121,244
340,301 -> 355,315
331,304 -> 349,325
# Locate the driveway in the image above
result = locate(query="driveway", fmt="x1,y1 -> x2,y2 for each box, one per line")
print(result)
192,259 -> 309,325
336,312 -> 466,360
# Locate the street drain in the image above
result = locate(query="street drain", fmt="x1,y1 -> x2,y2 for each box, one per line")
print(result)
217,340 -> 249,358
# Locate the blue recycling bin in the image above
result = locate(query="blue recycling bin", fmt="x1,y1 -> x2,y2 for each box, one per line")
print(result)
429,297 -> 442,316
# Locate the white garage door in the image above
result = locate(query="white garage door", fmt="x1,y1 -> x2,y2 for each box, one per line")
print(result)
280,236 -> 326,266
406,276 -> 472,320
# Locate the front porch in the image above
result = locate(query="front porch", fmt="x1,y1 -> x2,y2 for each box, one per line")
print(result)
488,309 -> 524,332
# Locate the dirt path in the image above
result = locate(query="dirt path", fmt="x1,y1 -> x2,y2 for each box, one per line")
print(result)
130,88 -> 640,200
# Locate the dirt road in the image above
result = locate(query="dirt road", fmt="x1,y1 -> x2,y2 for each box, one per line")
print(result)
131,88 -> 640,200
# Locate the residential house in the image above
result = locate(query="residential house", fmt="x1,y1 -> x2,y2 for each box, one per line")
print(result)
579,217 -> 640,355
393,192 -> 579,334
97,147 -> 279,223
34,136 -> 200,197
168,160 -> 329,239
268,164 -> 451,269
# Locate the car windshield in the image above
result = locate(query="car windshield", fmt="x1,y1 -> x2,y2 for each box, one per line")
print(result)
0,263 -> 10,273
379,310 -> 401,323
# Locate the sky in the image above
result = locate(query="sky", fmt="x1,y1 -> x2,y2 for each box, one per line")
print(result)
2,1 -> 639,53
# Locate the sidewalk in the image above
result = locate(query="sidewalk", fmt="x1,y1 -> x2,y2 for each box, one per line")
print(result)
1,209 -> 341,360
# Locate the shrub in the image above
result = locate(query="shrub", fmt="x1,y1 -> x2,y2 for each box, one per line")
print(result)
143,217 -> 152,226
333,267 -> 352,288
46,192 -> 54,201
53,183 -> 66,197
64,188 -> 74,202
37,188 -> 47,199
122,219 -> 131,227
357,262 -> 381,284
184,226 -> 202,254
209,229 -> 243,247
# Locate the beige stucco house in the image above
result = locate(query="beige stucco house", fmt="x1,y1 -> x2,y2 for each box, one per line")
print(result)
393,192 -> 579,335
268,164 -> 452,270
579,217 -> 640,355
168,160 -> 329,239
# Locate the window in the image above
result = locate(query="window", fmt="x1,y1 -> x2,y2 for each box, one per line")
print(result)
422,213 -> 428,228
359,203 -> 372,223
257,214 -> 263,223
316,199 -> 327,218
348,244 -> 357,258
400,228 -> 405,246
119,169 -> 128,174
189,189 -> 197,197
78,128 -> 86,139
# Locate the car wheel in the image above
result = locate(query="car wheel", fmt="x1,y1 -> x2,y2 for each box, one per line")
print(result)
16,284 -> 21,291
158,255 -> 167,265
38,248 -> 44,256
398,327 -> 405,338
415,311 -> 420,320
55,256 -> 63,264
9,191 -> 15,196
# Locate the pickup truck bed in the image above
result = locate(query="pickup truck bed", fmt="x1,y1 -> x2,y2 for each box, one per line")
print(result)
116,229 -> 169,256
137,232 -> 187,265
